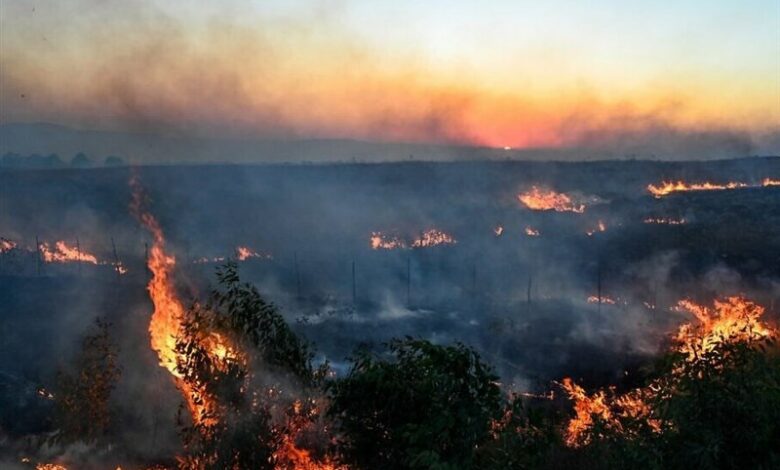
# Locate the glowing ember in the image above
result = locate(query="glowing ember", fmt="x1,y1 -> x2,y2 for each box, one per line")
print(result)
587,295 -> 616,305
524,226 -> 540,237
493,225 -> 504,237
370,232 -> 407,250
673,296 -> 774,360
411,229 -> 457,248
40,241 -> 99,264
0,237 -> 16,253
647,180 -> 748,197
586,220 -> 606,236
236,245 -> 272,261
274,399 -> 345,470
643,217 -> 686,225
518,186 -> 585,213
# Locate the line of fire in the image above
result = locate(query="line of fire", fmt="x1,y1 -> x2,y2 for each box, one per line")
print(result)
1,160 -> 779,469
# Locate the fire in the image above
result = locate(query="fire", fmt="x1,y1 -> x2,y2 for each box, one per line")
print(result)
562,295 -> 773,448
493,225 -> 504,237
673,296 -> 774,360
586,220 -> 606,236
0,237 -> 17,253
647,180 -> 748,197
411,229 -> 457,248
524,226 -> 540,237
763,178 -> 780,186
587,295 -> 616,305
36,465 -> 68,470
236,245 -> 272,261
561,378 -> 660,447
560,378 -> 612,447
274,399 -> 345,470
130,178 -> 230,426
370,232 -> 407,250
40,241 -> 99,264
517,186 -> 585,213
643,217 -> 686,225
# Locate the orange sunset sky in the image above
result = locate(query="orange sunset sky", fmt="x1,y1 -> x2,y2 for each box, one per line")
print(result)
1,0 -> 778,151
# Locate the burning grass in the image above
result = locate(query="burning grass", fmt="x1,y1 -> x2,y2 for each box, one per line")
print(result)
518,186 -> 586,213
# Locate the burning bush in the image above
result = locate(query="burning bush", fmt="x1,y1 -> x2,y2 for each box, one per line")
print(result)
174,262 -> 332,469
557,296 -> 780,469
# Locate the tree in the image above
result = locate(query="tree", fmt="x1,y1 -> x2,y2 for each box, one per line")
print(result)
328,338 -> 502,470
175,262 -> 326,469
52,317 -> 121,444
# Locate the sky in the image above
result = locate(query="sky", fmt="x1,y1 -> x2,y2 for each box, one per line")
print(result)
1,0 -> 778,152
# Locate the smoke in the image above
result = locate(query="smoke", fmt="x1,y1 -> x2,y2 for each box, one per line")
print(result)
1,159 -> 779,465
2,0 -> 777,161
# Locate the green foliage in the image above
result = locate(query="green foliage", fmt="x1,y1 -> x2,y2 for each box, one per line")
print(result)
564,333 -> 780,470
210,262 -> 318,385
52,317 -> 121,444
175,261 -> 320,470
475,394 -> 558,470
328,338 -> 502,470
654,335 -> 780,469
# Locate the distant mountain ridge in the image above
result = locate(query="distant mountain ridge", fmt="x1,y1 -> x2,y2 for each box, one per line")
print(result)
1,122 -> 777,165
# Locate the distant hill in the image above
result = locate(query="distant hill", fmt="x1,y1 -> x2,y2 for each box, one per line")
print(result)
1,122 -> 777,165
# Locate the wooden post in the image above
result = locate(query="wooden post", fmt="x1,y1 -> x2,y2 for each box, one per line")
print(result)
351,260 -> 356,305
294,251 -> 302,300
111,237 -> 121,281
406,256 -> 411,307
76,237 -> 82,276
597,258 -> 603,314
35,235 -> 41,276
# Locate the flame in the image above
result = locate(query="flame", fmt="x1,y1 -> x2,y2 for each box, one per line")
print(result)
763,178 -> 780,186
673,296 -> 774,360
0,237 -> 17,253
518,186 -> 585,213
410,229 -> 457,248
643,217 -> 686,225
562,295 -> 774,448
560,378 -> 612,447
274,399 -> 345,470
36,465 -> 68,470
40,241 -> 99,264
586,220 -> 606,236
493,225 -> 504,236
370,232 -> 407,250
236,245 -> 272,261
587,295 -> 616,305
561,378 -> 660,447
647,180 -> 748,197
130,178 -> 229,426
524,226 -> 540,237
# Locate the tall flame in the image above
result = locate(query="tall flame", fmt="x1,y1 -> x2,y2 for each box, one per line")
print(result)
130,177 -> 219,425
